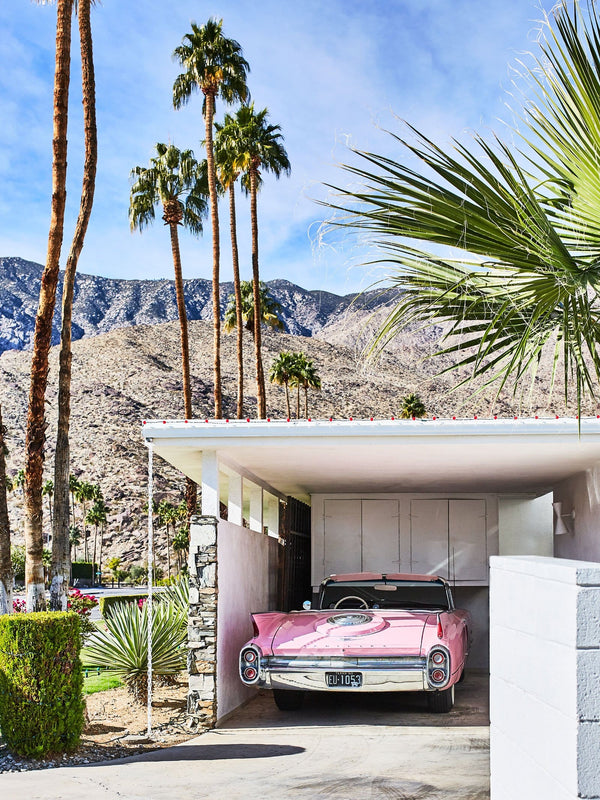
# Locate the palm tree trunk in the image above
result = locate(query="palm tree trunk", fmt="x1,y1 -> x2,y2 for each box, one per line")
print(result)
92,523 -> 98,586
0,406 -> 13,615
168,219 -> 197,517
284,382 -> 291,419
166,523 -> 171,578
83,501 -> 88,562
296,383 -> 300,419
204,92 -> 222,419
25,0 -> 72,612
304,385 -> 308,419
98,523 -> 104,585
169,221 -> 193,419
229,183 -> 244,418
250,166 -> 266,418
52,0 -> 97,611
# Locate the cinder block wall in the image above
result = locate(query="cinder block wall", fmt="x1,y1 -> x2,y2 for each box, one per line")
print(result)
490,556 -> 600,800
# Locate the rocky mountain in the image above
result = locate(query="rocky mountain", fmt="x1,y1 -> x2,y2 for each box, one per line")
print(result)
0,256 -> 389,352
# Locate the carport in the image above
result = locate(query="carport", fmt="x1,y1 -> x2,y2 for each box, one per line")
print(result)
141,416 -> 600,729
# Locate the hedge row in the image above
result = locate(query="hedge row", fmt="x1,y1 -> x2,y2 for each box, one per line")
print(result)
0,612 -> 84,757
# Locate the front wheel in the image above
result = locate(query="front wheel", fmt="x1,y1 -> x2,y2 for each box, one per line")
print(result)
273,689 -> 305,711
427,684 -> 455,713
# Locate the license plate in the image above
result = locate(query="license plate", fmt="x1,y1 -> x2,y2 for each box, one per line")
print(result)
325,672 -> 362,688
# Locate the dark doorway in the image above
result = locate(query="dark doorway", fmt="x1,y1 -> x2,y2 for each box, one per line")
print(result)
279,497 -> 311,611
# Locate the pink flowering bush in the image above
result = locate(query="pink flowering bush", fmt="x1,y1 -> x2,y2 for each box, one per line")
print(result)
138,596 -> 147,610
67,588 -> 98,639
12,598 -> 26,613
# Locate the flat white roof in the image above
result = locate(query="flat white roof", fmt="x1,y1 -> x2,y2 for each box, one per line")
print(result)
141,417 -> 600,501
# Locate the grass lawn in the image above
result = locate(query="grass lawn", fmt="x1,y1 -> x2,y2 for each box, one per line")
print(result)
83,670 -> 123,695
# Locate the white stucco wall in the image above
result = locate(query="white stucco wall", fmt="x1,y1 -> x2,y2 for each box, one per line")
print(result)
553,466 -> 600,562
216,520 -> 279,721
490,555 -> 600,800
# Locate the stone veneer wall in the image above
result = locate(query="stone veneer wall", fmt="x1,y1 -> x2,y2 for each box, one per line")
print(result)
187,515 -> 218,729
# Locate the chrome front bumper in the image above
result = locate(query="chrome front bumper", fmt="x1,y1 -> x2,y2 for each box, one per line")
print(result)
256,655 -> 429,692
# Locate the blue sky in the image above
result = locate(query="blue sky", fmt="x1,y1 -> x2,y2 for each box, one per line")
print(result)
0,0 -> 556,294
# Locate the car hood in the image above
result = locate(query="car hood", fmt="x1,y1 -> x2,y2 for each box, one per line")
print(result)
270,610 -> 433,657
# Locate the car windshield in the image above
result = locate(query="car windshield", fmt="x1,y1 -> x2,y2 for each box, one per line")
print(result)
319,580 -> 450,611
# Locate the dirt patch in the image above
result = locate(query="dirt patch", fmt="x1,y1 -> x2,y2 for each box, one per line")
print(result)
0,677 -> 201,773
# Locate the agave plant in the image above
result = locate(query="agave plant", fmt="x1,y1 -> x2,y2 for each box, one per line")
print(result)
83,599 -> 186,702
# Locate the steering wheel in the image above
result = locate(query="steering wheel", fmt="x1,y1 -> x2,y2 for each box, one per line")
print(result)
334,595 -> 369,609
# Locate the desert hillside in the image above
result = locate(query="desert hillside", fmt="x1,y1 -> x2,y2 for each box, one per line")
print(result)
0,304 -> 585,573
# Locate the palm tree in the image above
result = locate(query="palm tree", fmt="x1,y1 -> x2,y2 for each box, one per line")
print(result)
400,394 -> 426,419
0,406 -> 13,615
172,526 -> 190,574
130,143 -> 208,517
86,496 -> 106,585
172,18 -> 249,420
224,280 -> 284,337
215,114 -> 245,418
23,0 -> 76,611
222,104 -> 291,418
328,2 -> 600,413
75,480 -> 95,561
69,524 -> 81,563
69,473 -> 80,527
130,144 -> 207,423
269,351 -> 300,419
52,0 -> 98,612
297,357 -> 322,419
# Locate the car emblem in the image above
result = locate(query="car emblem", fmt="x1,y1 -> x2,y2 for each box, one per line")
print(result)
327,613 -> 371,626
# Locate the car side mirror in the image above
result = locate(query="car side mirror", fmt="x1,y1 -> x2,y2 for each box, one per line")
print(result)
302,600 -> 312,610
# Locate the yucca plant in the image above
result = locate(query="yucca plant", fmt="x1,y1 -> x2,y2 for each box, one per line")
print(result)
83,599 -> 186,702
327,1 -> 600,415
158,573 -> 189,614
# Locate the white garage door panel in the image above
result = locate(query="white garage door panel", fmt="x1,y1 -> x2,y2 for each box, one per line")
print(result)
449,499 -> 487,581
410,499 -> 449,578
324,499 -> 361,576
362,500 -> 399,573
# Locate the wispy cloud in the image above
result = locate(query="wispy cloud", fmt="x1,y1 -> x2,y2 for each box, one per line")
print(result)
0,0 -> 557,292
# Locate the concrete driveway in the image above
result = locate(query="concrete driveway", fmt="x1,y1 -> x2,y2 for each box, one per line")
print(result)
1,674 -> 490,800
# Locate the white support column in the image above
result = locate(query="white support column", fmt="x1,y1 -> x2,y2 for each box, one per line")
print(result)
249,484 -> 263,533
228,472 -> 243,527
264,493 -> 279,538
201,450 -> 219,517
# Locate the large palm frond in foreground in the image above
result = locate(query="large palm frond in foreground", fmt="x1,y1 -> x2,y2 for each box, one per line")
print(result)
327,1 -> 600,410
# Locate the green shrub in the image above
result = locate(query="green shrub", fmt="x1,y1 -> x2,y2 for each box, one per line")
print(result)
0,612 -> 85,757
99,593 -> 147,617
82,600 -> 186,703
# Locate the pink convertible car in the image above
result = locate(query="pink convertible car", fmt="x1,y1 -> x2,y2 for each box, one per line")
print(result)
239,573 -> 471,713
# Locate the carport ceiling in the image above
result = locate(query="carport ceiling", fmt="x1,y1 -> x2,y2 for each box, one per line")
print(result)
142,418 -> 600,500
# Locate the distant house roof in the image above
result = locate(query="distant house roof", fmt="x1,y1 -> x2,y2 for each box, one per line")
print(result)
141,417 -> 600,502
